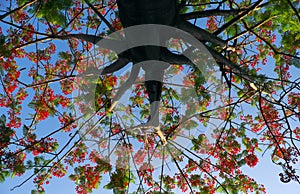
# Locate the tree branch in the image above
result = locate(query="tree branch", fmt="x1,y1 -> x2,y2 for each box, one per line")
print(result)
101,52 -> 130,74
205,46 -> 245,75
53,34 -> 126,52
177,0 -> 187,11
226,16 -> 277,42
0,0 -> 38,20
175,16 -> 227,48
241,20 -> 300,60
84,0 -> 116,32
213,0 -> 265,35
107,64 -> 140,112
286,0 -> 300,22
160,47 -> 193,65
181,9 -> 243,20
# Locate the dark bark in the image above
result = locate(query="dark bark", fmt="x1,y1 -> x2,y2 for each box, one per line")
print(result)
97,0 -> 255,111
181,9 -> 243,20
115,0 -> 178,104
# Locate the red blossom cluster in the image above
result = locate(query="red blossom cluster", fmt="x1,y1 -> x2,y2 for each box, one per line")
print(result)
88,151 -> 99,163
1,59 -> 20,94
58,113 -> 77,132
1,150 -> 26,177
12,10 -> 29,23
244,154 -> 259,168
240,114 -> 264,133
51,162 -> 67,178
293,127 -> 300,140
288,92 -> 300,115
65,143 -> 87,165
138,163 -> 154,187
256,28 -> 276,43
33,172 -> 49,193
0,59 -> 27,128
54,59 -> 72,76
185,159 -> 198,172
162,175 -> 176,190
21,137 -> 59,156
206,16 -> 218,32
6,109 -> 21,128
70,156 -> 111,194
133,149 -> 147,165
112,18 -> 123,30
176,173 -> 189,192
31,87 -> 72,121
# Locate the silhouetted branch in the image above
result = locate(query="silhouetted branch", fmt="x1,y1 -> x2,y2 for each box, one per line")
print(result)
101,52 -> 130,74
175,16 -> 227,48
181,9 -> 243,20
0,0 -> 38,20
84,0 -> 116,32
286,0 -> 300,22
213,0 -> 265,35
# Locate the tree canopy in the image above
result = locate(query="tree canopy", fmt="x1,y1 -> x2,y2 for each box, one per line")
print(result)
0,0 -> 299,194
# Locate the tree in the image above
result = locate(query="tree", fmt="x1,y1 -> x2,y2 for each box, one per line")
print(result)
0,0 -> 299,193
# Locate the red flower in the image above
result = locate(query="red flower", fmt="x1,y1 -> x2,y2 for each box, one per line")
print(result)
245,154 -> 259,168
6,82 -> 18,93
36,109 -> 50,121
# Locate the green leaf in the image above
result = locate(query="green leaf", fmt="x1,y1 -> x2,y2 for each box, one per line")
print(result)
237,90 -> 244,98
291,59 -> 300,68
23,125 -> 29,136
0,114 -> 6,125
17,0 -> 27,6
170,89 -> 179,101
0,64 -> 3,76
31,190 -> 37,194
28,102 -> 36,109
0,171 -> 10,182
216,186 -> 225,193
32,0 -> 72,26
0,35 -> 5,45
0,172 -> 5,182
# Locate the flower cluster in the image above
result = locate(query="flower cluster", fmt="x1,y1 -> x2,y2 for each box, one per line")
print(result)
244,154 -> 259,168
